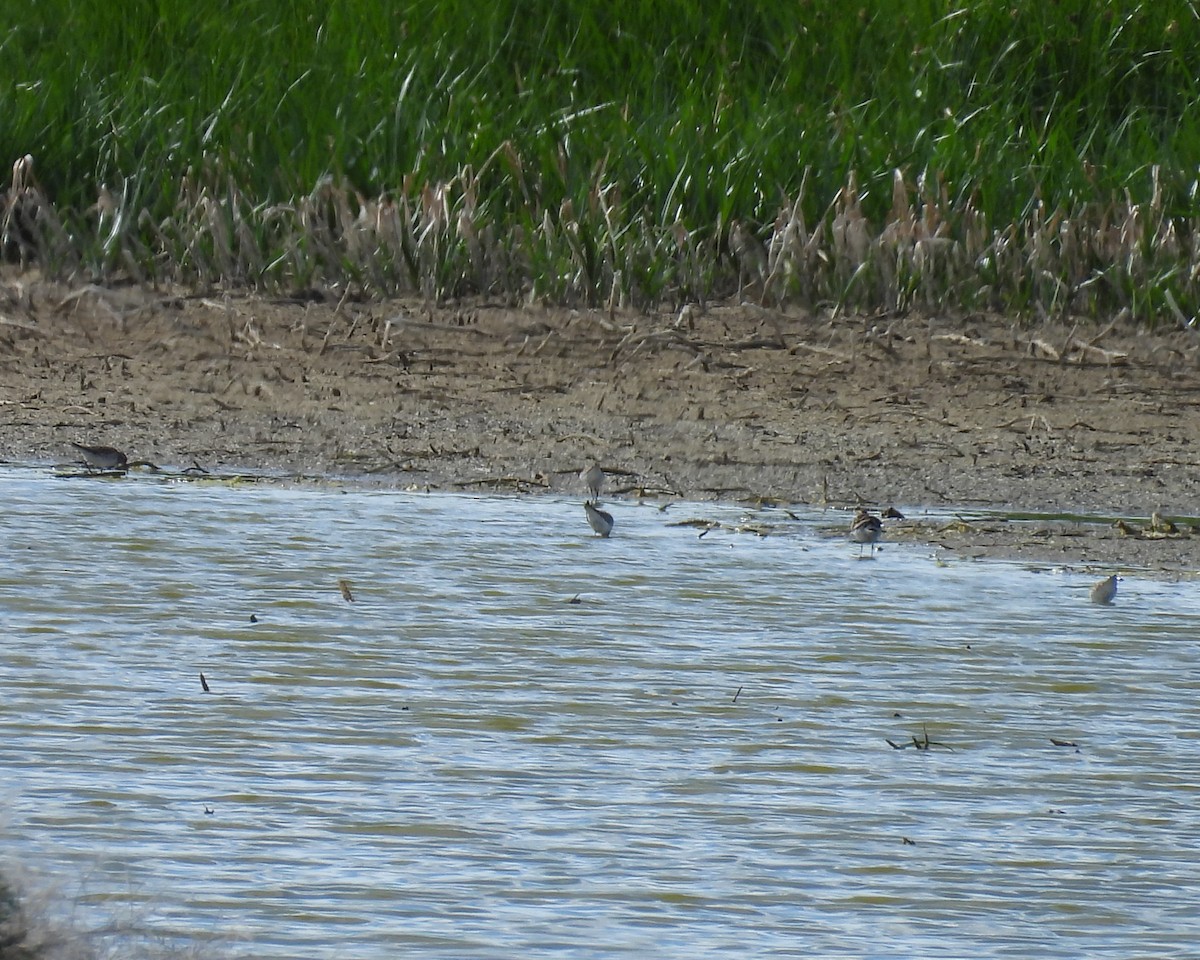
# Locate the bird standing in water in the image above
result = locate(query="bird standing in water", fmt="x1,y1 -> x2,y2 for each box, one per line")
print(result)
849,509 -> 883,557
1090,574 -> 1119,605
581,463 -> 605,501
584,500 -> 614,538
70,442 -> 128,472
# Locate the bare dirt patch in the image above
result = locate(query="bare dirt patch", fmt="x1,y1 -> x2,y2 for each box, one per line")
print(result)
4,271 -> 1200,574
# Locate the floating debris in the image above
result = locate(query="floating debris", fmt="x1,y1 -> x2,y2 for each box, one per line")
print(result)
886,725 -> 952,751
667,518 -> 721,529
1150,511 -> 1177,535
730,522 -> 773,537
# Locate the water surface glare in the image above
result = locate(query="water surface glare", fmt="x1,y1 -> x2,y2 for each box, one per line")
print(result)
2,468 -> 1199,958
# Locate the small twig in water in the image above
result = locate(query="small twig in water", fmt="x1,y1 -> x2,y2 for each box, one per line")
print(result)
887,724 -> 953,751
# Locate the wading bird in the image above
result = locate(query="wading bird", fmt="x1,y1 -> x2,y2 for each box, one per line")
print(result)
850,509 -> 883,558
581,463 -> 605,501
70,442 -> 128,472
1089,574 -> 1119,605
584,500 -> 614,538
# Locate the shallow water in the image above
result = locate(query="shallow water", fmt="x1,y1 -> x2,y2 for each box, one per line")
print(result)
1,466 -> 1199,958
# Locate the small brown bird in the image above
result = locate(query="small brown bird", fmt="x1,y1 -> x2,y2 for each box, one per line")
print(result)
584,501 -> 614,538
850,509 -> 883,557
1089,575 -> 1119,605
70,442 -> 128,471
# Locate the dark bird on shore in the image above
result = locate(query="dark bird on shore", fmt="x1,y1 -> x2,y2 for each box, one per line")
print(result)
584,501 -> 614,538
70,441 -> 128,471
850,509 -> 883,558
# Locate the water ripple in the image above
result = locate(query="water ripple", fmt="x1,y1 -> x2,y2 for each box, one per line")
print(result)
2,468 -> 1199,958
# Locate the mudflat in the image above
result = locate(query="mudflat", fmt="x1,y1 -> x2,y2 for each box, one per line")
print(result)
3,272 -> 1199,574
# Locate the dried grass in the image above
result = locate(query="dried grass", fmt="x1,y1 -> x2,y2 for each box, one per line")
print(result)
4,154 -> 1198,324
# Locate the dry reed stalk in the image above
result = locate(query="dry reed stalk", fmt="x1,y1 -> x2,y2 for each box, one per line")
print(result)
6,153 -> 1200,321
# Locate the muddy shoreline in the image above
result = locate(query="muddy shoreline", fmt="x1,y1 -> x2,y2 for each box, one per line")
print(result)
3,273 -> 1200,576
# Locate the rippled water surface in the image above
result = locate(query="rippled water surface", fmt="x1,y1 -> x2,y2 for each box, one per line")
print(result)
2,467 -> 1199,958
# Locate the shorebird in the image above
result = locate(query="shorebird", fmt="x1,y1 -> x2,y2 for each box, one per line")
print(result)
581,462 -> 605,501
1089,574 -> 1119,605
70,442 -> 128,472
850,509 -> 883,557
584,500 -> 614,538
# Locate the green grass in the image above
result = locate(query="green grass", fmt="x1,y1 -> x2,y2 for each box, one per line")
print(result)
4,1 -> 1200,317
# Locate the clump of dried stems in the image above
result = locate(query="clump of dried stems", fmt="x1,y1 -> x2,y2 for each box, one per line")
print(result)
4,152 -> 1197,323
